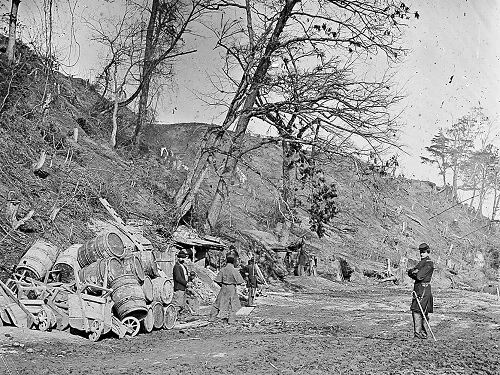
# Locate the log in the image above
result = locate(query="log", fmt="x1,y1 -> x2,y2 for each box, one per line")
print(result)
5,196 -> 34,230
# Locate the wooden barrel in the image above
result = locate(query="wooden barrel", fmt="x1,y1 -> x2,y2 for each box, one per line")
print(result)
53,251 -> 80,284
152,277 -> 174,305
151,301 -> 164,329
17,239 -> 59,280
110,274 -> 148,320
142,305 -> 154,333
163,304 -> 177,330
77,231 -> 125,268
79,257 -> 123,292
123,253 -> 145,282
139,251 -> 159,278
142,276 -> 154,303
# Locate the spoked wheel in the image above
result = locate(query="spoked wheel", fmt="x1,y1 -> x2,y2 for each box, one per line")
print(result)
37,307 -> 54,332
163,304 -> 177,330
88,320 -> 104,342
121,316 -> 140,337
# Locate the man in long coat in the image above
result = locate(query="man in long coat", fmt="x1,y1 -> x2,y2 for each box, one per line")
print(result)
407,242 -> 434,339
172,250 -> 189,314
209,255 -> 245,324
242,258 -> 259,307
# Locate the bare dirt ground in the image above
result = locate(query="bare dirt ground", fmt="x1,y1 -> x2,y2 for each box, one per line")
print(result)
2,277 -> 500,375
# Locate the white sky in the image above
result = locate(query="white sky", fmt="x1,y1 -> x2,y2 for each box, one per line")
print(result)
11,0 -> 500,212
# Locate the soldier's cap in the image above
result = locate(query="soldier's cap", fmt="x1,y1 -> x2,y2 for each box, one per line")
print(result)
177,251 -> 188,258
418,243 -> 430,253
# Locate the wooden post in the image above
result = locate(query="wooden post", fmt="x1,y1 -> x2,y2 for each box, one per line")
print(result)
73,127 -> 78,143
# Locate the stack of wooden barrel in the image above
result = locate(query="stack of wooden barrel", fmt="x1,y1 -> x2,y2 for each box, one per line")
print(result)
14,230 -> 178,336
76,231 -> 177,332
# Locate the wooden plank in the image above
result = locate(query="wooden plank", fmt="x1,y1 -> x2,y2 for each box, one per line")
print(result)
5,303 -> 28,328
173,320 -> 209,330
235,306 -> 255,316
99,198 -> 146,252
0,280 -> 37,327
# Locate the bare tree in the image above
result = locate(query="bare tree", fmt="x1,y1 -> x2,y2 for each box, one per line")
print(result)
176,0 -> 414,231
6,0 -> 21,65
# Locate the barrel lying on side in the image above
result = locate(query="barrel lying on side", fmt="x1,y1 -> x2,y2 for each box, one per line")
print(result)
77,231 -> 125,268
151,277 -> 174,305
111,274 -> 148,320
142,276 -> 154,303
138,251 -> 159,278
123,253 -> 145,282
79,257 -> 123,293
151,301 -> 164,330
17,239 -> 59,280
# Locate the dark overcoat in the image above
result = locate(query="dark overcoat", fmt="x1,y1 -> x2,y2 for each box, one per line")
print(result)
408,257 -> 434,314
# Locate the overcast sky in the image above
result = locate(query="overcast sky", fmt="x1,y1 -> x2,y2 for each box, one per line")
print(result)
14,0 -> 500,191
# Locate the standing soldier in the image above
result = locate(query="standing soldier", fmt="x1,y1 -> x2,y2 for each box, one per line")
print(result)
407,243 -> 434,339
243,258 -> 259,307
209,254 -> 245,324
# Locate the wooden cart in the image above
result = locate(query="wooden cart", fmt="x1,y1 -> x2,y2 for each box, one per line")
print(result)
68,283 -> 114,341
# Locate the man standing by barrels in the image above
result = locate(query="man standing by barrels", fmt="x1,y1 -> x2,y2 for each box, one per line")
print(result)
172,250 -> 190,315
407,243 -> 434,339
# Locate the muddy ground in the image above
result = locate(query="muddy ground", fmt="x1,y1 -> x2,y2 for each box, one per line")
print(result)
1,277 -> 500,375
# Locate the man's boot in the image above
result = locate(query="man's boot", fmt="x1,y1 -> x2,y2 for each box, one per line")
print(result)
420,314 -> 429,339
412,312 -> 424,339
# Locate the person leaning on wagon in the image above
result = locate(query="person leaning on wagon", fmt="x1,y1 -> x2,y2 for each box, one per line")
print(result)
209,254 -> 245,324
407,243 -> 434,339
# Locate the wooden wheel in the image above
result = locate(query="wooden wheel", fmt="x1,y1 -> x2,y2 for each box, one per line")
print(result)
121,316 -> 140,337
37,307 -> 53,332
88,320 -> 104,342
163,304 -> 177,330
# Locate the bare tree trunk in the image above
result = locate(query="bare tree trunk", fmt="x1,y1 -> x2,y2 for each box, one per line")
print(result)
111,63 -> 119,148
7,0 -> 21,65
206,0 -> 299,230
492,174 -> 500,220
452,164 -> 459,201
281,140 -> 295,205
133,0 -> 159,144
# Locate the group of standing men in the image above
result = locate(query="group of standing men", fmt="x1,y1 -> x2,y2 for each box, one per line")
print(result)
172,241 -> 436,338
172,247 -> 261,325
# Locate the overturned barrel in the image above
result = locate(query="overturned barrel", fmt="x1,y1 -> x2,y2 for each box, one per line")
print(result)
152,277 -> 174,305
123,253 -> 145,282
17,239 -> 59,280
151,301 -> 164,330
111,274 -> 148,320
52,244 -> 83,283
142,276 -> 154,303
77,231 -> 125,268
78,257 -> 123,292
138,251 -> 159,278
142,305 -> 154,333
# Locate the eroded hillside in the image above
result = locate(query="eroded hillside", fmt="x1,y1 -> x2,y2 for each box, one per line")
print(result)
0,45 -> 499,291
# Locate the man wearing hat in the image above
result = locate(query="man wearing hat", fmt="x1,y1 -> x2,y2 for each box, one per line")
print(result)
209,254 -> 245,324
172,250 -> 190,315
407,243 -> 435,339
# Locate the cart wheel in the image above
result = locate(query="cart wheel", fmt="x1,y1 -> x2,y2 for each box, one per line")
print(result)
122,316 -> 140,337
89,320 -> 104,342
163,304 -> 177,330
37,308 -> 51,332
